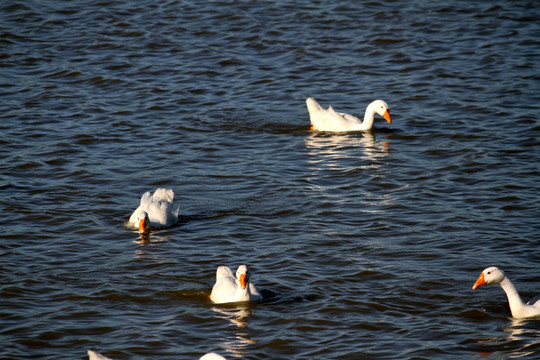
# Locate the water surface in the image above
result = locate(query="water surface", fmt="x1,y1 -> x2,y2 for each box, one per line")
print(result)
1,1 -> 540,359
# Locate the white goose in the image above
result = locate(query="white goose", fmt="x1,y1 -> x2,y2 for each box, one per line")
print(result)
306,97 -> 391,132
210,265 -> 262,304
88,350 -> 227,360
128,188 -> 179,233
473,266 -> 540,319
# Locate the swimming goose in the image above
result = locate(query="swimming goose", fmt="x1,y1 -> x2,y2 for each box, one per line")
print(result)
210,265 -> 262,304
88,350 -> 226,360
306,97 -> 391,132
128,188 -> 179,233
473,266 -> 540,319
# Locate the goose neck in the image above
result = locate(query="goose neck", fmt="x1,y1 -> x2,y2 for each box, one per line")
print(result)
500,276 -> 526,317
362,103 -> 376,128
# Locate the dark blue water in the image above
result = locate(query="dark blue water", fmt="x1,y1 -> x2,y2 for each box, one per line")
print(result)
1,1 -> 540,359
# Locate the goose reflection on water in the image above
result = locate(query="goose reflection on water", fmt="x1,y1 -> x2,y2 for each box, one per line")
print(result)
304,131 -> 406,215
132,229 -> 176,259
470,318 -> 540,359
304,131 -> 391,163
501,319 -> 540,358
133,228 -> 176,245
211,304 -> 257,358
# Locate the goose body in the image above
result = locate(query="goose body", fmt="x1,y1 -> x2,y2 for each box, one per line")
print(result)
128,188 -> 179,233
210,265 -> 262,304
88,350 -> 226,360
306,97 -> 391,132
473,266 -> 540,319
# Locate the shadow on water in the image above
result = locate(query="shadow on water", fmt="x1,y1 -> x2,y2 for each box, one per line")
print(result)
172,287 -> 318,308
127,210 -> 242,245
177,207 -> 277,225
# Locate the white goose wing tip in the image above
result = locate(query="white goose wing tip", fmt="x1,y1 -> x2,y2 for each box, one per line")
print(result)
215,265 -> 235,279
306,97 -> 323,112
200,352 -> 227,360
152,188 -> 175,203
87,350 -> 113,360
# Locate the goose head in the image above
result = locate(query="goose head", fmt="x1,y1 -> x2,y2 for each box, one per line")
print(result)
371,100 -> 391,123
472,266 -> 505,289
236,265 -> 251,290
136,210 -> 150,233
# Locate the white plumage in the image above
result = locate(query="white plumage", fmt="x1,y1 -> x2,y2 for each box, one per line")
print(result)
306,97 -> 391,132
88,350 -> 112,360
210,265 -> 262,304
200,353 -> 227,360
128,188 -> 179,233
88,350 -> 226,360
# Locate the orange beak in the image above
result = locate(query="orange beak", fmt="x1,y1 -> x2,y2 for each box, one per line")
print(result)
239,274 -> 247,290
139,218 -> 147,233
472,272 -> 486,290
383,109 -> 391,124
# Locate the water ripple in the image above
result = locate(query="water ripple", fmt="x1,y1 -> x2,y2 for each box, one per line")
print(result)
1,0 -> 539,359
